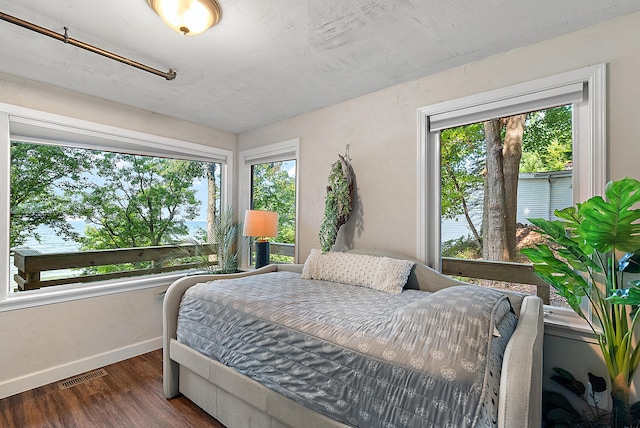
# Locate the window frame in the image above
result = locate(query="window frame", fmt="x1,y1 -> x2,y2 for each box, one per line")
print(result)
416,64 -> 606,321
0,102 -> 234,311
239,139 -> 300,266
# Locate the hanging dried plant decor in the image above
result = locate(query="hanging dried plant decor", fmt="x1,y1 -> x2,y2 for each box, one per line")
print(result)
319,154 -> 354,252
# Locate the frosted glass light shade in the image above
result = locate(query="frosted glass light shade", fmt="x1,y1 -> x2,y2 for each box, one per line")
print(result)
243,210 -> 279,240
147,0 -> 221,36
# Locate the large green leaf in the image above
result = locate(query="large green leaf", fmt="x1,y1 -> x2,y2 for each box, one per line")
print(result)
521,245 -> 590,315
554,204 -> 582,228
527,217 -> 598,265
579,177 -> 640,253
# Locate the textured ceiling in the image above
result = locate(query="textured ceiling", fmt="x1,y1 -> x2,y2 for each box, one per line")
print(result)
0,0 -> 639,133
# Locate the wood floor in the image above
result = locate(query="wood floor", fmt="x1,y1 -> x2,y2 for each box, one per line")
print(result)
0,349 -> 226,428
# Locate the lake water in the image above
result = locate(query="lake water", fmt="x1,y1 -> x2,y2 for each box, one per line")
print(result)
9,220 -> 207,290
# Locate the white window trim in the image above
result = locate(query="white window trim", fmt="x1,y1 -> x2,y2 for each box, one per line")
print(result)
0,102 -> 234,311
239,138 -> 300,266
416,64 -> 607,331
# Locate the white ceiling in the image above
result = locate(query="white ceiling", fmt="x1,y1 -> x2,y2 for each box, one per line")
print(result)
0,1 -> 638,133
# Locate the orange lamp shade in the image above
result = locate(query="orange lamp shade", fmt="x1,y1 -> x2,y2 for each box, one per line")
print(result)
242,210 -> 279,240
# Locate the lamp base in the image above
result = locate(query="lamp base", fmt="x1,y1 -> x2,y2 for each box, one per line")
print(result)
254,241 -> 270,269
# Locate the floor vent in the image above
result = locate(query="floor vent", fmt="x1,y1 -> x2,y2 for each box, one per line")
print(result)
58,368 -> 108,390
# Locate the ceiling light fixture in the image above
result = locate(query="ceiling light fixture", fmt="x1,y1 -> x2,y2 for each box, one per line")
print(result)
147,0 -> 222,36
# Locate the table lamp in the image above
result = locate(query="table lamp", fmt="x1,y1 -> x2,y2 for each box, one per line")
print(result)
243,210 -> 279,268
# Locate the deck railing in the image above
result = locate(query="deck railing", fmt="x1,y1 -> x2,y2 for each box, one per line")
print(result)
12,242 -> 296,291
12,244 -> 217,291
269,242 -> 295,258
13,244 -> 549,304
441,257 -> 551,304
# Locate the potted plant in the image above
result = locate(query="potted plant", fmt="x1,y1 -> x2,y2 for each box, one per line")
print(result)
173,207 -> 247,274
521,177 -> 640,428
209,207 -> 246,273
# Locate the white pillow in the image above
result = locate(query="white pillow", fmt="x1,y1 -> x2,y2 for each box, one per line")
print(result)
301,249 -> 415,294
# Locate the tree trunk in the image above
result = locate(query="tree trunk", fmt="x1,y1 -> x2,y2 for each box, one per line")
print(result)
483,119 -> 509,262
206,164 -> 218,264
611,373 -> 631,428
502,114 -> 526,261
206,164 -> 218,240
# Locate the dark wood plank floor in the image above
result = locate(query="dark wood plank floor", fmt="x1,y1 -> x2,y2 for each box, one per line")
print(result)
0,349 -> 226,428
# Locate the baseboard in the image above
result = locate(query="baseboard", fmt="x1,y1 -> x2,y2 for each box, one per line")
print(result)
0,336 -> 162,399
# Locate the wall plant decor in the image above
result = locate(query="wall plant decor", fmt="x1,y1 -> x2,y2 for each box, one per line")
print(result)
319,153 -> 354,252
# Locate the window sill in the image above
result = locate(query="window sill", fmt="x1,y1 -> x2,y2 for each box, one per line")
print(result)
543,305 -> 597,344
0,272 -> 187,313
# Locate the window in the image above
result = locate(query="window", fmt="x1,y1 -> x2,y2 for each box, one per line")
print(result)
417,65 -> 606,309
250,160 -> 297,263
10,142 -> 224,291
239,139 -> 300,266
0,105 -> 232,307
439,106 -> 573,307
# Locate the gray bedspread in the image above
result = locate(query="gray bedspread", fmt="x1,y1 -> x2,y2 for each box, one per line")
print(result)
176,271 -> 518,428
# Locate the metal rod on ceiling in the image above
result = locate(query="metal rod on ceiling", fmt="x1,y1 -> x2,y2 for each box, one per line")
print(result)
0,11 -> 176,81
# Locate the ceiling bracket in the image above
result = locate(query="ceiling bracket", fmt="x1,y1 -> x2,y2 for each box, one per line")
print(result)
0,11 -> 177,81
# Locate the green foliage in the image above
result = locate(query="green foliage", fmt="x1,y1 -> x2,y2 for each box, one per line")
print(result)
10,142 -> 91,248
170,207 -> 247,274
520,106 -> 573,173
70,153 -> 206,274
10,142 -> 227,278
441,235 -> 481,259
522,177 -> 640,427
319,155 -> 354,252
251,161 -> 296,245
440,123 -> 485,221
75,154 -> 203,249
210,207 -> 246,273
167,236 -> 217,272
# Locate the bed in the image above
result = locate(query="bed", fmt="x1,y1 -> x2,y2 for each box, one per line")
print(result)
163,250 -> 543,427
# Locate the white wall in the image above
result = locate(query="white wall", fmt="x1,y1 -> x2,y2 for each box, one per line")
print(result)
0,72 -> 237,398
239,11 -> 640,402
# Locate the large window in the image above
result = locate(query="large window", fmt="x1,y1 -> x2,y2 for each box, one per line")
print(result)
439,105 -> 573,307
10,142 -> 223,291
0,106 -> 232,306
239,139 -> 299,266
417,65 -> 606,310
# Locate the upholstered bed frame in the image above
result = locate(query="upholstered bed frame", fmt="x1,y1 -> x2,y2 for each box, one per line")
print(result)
163,255 -> 543,428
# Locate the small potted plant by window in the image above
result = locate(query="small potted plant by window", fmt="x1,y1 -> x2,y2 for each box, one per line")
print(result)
522,177 -> 640,427
173,207 -> 247,274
